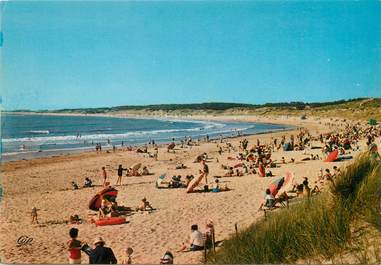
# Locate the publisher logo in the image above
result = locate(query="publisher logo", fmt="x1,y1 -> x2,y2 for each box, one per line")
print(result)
16,236 -> 33,247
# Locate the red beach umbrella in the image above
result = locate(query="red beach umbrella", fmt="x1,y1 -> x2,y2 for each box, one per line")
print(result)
88,187 -> 118,211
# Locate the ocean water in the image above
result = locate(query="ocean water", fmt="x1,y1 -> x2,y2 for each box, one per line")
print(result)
0,114 -> 289,161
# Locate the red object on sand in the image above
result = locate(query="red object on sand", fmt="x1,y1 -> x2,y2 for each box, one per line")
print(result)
269,177 -> 284,196
227,157 -> 236,160
95,217 -> 126,227
325,149 -> 339,162
233,163 -> 243,168
258,164 -> 265,177
88,187 -> 118,211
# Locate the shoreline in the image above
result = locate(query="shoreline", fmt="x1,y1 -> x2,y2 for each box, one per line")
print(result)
1,113 -> 297,163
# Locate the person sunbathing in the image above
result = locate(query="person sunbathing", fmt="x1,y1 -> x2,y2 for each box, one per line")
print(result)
141,166 -> 150,176
212,179 -> 229,192
72,181 -> 79,190
175,163 -> 187,169
136,198 -> 154,212
69,214 -> 82,224
84,178 -> 93,188
98,199 -> 112,219
224,167 -> 234,177
128,169 -> 141,177
235,169 -> 244,177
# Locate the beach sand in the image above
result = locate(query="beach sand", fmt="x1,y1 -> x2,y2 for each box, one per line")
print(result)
0,115 -> 363,264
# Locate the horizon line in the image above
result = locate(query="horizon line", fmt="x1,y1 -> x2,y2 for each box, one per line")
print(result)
2,97 -> 379,112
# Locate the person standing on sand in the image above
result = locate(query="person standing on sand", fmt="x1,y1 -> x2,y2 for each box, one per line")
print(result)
154,146 -> 159,161
201,160 -> 209,184
31,207 -> 38,224
102,167 -> 108,186
116,165 -> 127,186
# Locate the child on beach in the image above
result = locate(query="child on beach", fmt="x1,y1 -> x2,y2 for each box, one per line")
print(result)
31,207 -> 38,224
205,219 -> 215,249
136,198 -> 154,212
102,167 -> 107,186
121,247 -> 134,264
72,181 -> 79,190
67,228 -> 82,264
160,251 -> 174,264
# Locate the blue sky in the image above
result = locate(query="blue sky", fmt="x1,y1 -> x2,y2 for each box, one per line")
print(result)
1,1 -> 381,110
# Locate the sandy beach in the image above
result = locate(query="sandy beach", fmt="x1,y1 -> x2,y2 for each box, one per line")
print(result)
0,115 -> 367,264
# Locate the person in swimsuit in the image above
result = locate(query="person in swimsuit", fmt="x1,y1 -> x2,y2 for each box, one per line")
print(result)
67,228 -> 82,264
102,167 -> 107,186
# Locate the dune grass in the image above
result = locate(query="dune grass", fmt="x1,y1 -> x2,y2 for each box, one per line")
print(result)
207,154 -> 381,264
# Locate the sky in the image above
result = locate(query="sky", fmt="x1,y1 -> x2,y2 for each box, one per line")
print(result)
1,1 -> 381,110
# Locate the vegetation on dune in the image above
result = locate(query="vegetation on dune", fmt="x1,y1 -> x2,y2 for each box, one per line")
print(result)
6,97 -> 381,121
206,154 -> 381,264
5,98 -> 381,120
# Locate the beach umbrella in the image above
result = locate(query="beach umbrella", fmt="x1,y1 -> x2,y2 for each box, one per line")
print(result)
88,187 -> 118,211
131,163 -> 142,171
325,149 -> 339,162
269,177 -> 285,196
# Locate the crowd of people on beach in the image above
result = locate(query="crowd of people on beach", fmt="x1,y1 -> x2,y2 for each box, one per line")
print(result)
26,118 -> 381,264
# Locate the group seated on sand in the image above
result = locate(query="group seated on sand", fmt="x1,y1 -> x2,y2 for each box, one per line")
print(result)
258,165 -> 344,212
178,220 -> 217,252
96,195 -> 155,220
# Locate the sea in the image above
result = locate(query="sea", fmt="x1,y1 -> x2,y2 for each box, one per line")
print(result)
0,113 -> 290,162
